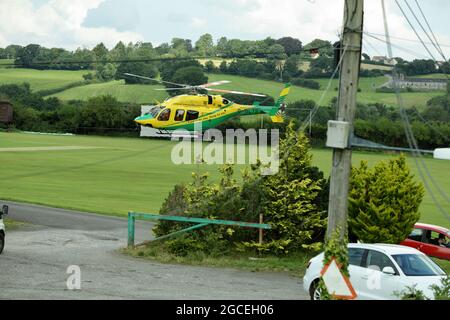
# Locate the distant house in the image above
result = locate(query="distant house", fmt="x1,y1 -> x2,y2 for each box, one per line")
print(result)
382,74 -> 448,91
372,56 -> 398,65
0,101 -> 13,123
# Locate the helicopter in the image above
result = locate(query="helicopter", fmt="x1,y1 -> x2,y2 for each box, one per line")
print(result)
125,73 -> 291,132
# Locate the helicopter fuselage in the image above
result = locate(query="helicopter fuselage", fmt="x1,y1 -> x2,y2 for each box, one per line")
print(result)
134,94 -> 267,131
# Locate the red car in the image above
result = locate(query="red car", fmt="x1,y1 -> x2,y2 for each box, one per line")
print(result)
401,223 -> 450,261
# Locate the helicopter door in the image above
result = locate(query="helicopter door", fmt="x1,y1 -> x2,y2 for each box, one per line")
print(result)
174,109 -> 185,121
157,108 -> 171,121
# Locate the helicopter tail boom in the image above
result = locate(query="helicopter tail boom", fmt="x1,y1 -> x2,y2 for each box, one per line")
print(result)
253,83 -> 290,123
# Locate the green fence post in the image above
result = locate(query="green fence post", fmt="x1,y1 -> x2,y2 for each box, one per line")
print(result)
128,212 -> 135,248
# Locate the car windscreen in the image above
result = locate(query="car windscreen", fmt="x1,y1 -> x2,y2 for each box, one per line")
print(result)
392,254 -> 446,276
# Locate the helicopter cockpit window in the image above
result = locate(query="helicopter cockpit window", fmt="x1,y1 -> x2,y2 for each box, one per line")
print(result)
150,106 -> 162,118
157,108 -> 171,121
174,109 -> 185,121
186,110 -> 199,121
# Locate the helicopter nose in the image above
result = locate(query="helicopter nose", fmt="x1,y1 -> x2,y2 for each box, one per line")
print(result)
135,115 -> 153,127
134,117 -> 144,125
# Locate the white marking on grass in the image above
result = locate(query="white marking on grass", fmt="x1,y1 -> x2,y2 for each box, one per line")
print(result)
0,146 -> 104,152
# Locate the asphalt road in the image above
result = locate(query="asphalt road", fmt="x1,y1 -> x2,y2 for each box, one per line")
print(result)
0,201 -> 307,300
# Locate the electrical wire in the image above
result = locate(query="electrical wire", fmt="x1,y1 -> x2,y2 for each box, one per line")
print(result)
364,31 -> 450,49
412,0 -> 448,61
381,0 -> 450,220
299,43 -> 349,132
394,0 -> 437,61
0,44 -> 336,68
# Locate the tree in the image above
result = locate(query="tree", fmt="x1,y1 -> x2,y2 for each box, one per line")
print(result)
348,156 -> 424,244
92,42 -> 109,60
95,63 -> 117,82
115,62 -> 158,83
219,60 -> 228,73
15,44 -> 41,68
195,33 -> 214,57
168,66 -> 208,96
267,44 -> 287,80
284,55 -> 301,77
4,45 -> 22,59
303,39 -> 333,58
170,38 -> 192,56
216,37 -> 229,57
172,66 -> 207,85
204,60 -> 217,73
247,122 -> 328,254
160,59 -> 203,83
276,37 -> 302,56
362,53 -> 371,61
110,41 -> 127,60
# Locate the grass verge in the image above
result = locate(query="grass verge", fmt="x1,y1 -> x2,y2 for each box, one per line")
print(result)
432,258 -> 450,274
123,242 -> 313,278
4,218 -> 25,230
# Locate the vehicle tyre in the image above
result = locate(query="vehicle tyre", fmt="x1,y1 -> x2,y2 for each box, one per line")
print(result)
310,280 -> 322,300
0,233 -> 4,255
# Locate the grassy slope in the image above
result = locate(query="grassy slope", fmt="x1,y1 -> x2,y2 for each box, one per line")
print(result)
0,132 -> 448,228
44,71 -> 444,108
0,68 -> 86,91
49,80 -> 169,104
0,59 -> 14,67
412,73 -> 448,79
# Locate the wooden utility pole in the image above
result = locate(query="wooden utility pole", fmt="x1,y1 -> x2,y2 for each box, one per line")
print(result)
326,0 -> 364,240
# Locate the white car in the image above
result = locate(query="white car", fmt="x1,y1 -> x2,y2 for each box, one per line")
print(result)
0,205 -> 8,255
303,243 -> 447,300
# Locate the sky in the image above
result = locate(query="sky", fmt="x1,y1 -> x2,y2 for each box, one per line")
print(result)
0,0 -> 449,61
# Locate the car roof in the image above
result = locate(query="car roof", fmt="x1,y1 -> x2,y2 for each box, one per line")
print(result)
348,243 -> 421,255
415,223 -> 449,234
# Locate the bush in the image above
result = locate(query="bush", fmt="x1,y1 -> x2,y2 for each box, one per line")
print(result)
291,78 -> 320,90
348,155 -> 424,244
154,123 -> 328,256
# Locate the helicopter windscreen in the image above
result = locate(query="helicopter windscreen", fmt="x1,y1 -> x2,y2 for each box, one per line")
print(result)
148,106 -> 163,117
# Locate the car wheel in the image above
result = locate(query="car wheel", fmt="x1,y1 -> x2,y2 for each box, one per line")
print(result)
310,280 -> 322,300
0,233 -> 4,255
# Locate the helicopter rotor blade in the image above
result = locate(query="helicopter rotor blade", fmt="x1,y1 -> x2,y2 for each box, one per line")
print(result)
153,88 -> 189,91
123,73 -> 188,88
198,80 -> 231,88
204,88 -> 266,97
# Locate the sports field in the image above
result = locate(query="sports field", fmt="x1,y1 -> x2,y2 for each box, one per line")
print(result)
0,132 -> 448,227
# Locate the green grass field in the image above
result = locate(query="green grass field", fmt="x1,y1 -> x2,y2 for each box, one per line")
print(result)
0,66 -> 444,108
0,132 -> 448,228
49,79 -> 169,104
0,67 -> 86,91
48,72 -> 444,108
0,59 -> 14,68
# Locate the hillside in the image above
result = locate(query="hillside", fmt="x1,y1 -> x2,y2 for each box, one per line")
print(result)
46,72 -> 444,108
0,67 -> 86,91
0,65 -> 444,108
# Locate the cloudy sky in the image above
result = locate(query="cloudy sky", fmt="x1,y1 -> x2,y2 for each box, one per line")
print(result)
0,0 -> 449,61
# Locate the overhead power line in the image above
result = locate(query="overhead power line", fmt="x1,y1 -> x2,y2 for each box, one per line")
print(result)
381,0 -> 450,221
364,31 -> 450,49
0,44 -> 336,68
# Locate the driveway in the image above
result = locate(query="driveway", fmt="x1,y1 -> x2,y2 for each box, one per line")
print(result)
0,201 -> 307,300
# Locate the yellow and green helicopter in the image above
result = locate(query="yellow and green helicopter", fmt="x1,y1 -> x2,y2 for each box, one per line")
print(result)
126,73 -> 291,132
